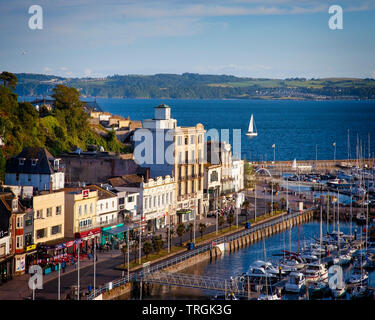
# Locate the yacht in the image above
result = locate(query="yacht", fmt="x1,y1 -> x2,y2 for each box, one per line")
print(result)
246,114 -> 258,137
304,262 -> 328,282
284,272 -> 305,293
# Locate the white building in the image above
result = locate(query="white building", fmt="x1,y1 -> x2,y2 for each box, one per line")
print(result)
232,159 -> 244,192
5,147 -> 64,191
88,185 -> 119,227
204,164 -> 222,211
140,175 -> 175,230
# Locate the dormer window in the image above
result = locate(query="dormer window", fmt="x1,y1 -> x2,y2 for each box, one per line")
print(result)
32,159 -> 38,166
19,158 -> 25,166
54,159 -> 60,170
12,199 -> 18,212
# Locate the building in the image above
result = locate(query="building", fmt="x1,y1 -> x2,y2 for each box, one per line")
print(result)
204,163 -> 222,212
60,146 -> 139,184
87,185 -> 119,227
1,186 -> 36,273
207,141 -> 234,196
108,174 -> 174,230
0,192 -> 15,282
64,187 -> 100,248
5,147 -> 64,191
32,190 -> 65,246
135,104 -> 206,223
232,159 -> 245,192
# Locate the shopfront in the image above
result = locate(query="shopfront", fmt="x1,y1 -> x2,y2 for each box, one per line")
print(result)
0,256 -> 13,284
177,209 -> 193,224
74,227 -> 101,253
101,223 -> 126,248
25,244 -> 37,272
145,212 -> 166,231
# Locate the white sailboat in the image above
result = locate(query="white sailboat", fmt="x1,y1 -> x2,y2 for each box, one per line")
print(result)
246,114 -> 258,137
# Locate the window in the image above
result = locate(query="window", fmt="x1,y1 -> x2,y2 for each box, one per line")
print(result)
119,197 -> 125,205
100,203 -> 103,211
56,206 -> 62,215
211,171 -> 218,182
166,193 -> 168,204
16,216 -> 23,228
32,159 -> 38,166
148,197 -> 151,208
78,205 -> 82,216
46,207 -> 52,217
106,202 -> 108,209
144,198 -> 148,210
158,195 -> 160,207
12,199 -> 18,211
192,181 -> 195,193
112,201 -> 114,208
191,150 -> 195,163
25,232 -> 32,246
198,135 -> 203,143
51,225 -> 62,235
27,174 -> 31,182
170,191 -> 173,203
185,151 -> 188,164
185,137 -> 188,145
16,236 -> 23,249
162,194 -> 165,206
178,152 -> 182,164
19,159 -> 24,166
128,196 -> 134,203
90,203 -> 93,213
177,136 -> 182,145
0,244 -> 5,257
25,215 -> 32,226
190,135 -> 195,144
36,210 -> 43,219
84,204 -> 87,214
36,228 -> 46,239
185,181 -> 189,194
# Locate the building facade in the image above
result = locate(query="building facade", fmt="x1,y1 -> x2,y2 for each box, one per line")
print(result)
5,147 -> 64,191
33,191 -> 65,245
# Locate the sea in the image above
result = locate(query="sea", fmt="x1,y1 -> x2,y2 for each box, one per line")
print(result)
21,96 -> 375,162
87,98 -> 375,162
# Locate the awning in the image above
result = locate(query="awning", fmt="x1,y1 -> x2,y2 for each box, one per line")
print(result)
176,209 -> 192,215
102,225 -> 132,236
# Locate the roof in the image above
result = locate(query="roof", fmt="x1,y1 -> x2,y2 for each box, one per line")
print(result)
6,147 -> 57,175
87,185 -> 116,200
108,174 -> 143,188
155,104 -> 170,109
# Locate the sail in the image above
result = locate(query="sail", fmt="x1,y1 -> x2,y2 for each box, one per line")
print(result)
248,114 -> 254,133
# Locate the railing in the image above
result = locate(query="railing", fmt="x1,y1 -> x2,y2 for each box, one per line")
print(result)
87,206 -> 314,300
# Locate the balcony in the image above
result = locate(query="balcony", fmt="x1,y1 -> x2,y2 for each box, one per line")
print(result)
77,217 -> 124,232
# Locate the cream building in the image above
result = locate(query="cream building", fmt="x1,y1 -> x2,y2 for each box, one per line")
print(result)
64,187 -> 98,239
33,191 -> 65,244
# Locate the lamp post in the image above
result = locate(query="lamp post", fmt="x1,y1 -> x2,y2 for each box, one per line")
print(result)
77,241 -> 80,301
93,237 -> 96,292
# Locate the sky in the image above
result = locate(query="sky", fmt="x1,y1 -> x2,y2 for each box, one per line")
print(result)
0,0 -> 375,79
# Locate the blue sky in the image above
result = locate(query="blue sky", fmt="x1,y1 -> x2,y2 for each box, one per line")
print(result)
0,0 -> 374,78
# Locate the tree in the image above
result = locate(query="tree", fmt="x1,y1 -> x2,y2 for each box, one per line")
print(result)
176,223 -> 186,246
266,201 -> 272,214
0,71 -> 17,90
152,235 -> 164,254
218,216 -> 225,230
143,241 -> 152,259
280,197 -> 286,210
187,223 -> 194,242
227,213 -> 234,229
242,200 -> 251,221
198,223 -> 207,239
273,201 -> 279,213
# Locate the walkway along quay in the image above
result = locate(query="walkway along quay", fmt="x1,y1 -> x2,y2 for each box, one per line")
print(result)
87,208 -> 314,300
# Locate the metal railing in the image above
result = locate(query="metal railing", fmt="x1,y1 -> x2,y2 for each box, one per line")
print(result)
87,206 -> 313,300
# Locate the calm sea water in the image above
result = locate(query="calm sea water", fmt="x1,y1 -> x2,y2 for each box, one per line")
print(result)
93,98 -> 375,162
21,96 -> 375,161
139,221 -> 375,300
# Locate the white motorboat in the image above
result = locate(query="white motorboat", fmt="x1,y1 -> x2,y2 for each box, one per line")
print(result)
246,114 -> 258,137
245,266 -> 277,280
251,260 -> 287,276
304,262 -> 328,282
257,293 -> 281,300
284,272 -> 305,293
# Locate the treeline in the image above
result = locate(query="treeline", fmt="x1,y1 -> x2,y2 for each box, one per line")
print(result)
0,72 -> 127,180
13,72 -> 375,99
